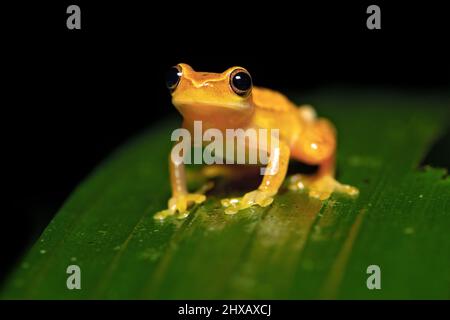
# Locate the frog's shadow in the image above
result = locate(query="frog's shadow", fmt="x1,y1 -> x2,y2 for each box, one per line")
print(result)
205,161 -> 320,199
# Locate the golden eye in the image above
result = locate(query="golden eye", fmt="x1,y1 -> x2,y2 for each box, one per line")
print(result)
230,68 -> 252,97
166,65 -> 182,92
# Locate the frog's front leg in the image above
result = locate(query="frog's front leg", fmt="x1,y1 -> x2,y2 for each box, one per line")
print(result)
221,141 -> 290,215
154,149 -> 206,220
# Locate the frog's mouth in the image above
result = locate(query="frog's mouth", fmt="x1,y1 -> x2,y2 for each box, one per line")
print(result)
173,97 -> 250,110
174,98 -> 251,114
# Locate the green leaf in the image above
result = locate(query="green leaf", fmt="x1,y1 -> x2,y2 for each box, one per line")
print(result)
1,91 -> 449,299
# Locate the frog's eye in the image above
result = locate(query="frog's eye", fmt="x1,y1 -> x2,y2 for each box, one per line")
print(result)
230,69 -> 252,97
166,65 -> 182,92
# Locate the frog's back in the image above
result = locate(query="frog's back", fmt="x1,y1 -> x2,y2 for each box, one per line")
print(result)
252,86 -> 298,112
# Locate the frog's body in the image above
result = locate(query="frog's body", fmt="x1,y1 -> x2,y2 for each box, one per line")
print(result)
155,64 -> 358,219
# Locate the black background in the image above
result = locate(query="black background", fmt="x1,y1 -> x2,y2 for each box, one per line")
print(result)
2,1 -> 449,283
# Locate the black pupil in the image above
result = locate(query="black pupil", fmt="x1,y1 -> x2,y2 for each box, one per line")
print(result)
166,67 -> 181,89
232,72 -> 252,92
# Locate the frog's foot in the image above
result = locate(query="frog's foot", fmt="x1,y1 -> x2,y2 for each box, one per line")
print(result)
154,193 -> 206,220
221,190 -> 275,215
288,174 -> 359,200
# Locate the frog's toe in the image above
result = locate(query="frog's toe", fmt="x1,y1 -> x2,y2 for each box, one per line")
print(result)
185,193 -> 207,204
221,190 -> 274,215
308,188 -> 333,200
335,183 -> 359,197
288,174 -> 359,200
154,193 -> 206,220
287,174 -> 309,191
154,208 -> 176,220
244,190 -> 274,207
311,176 -> 359,199
221,197 -> 242,215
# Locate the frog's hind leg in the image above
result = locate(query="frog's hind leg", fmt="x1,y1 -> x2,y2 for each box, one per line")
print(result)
289,155 -> 358,200
289,117 -> 358,200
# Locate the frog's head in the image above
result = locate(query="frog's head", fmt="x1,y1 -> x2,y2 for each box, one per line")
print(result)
165,63 -> 254,127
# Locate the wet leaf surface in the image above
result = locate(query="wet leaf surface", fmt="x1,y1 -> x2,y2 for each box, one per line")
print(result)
2,91 -> 449,299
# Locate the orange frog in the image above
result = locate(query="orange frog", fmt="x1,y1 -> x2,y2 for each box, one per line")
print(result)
155,63 -> 358,219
